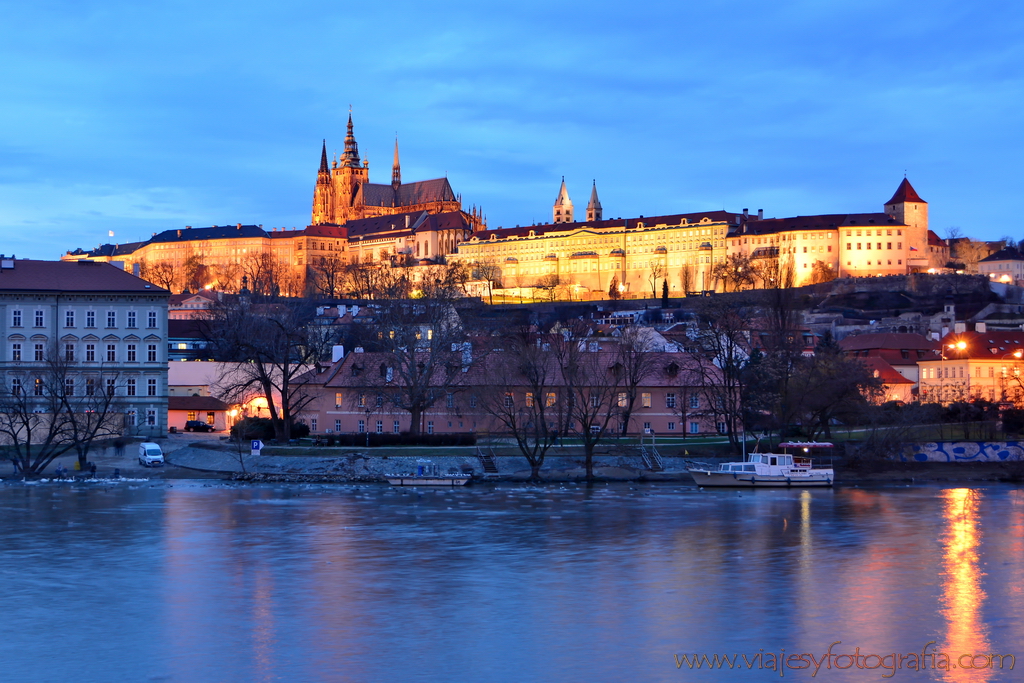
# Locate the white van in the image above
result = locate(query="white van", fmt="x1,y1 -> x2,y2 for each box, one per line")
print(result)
138,442 -> 164,467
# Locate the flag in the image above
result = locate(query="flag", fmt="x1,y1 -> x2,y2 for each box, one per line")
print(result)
909,246 -> 918,251
108,230 -> 115,237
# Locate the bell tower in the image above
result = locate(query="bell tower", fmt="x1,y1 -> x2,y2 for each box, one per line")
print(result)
553,177 -> 574,224
586,180 -> 602,222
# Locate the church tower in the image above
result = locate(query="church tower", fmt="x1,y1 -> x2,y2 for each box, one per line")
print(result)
311,140 -> 333,225
330,112 -> 370,223
884,177 -> 929,265
586,180 -> 602,222
392,137 -> 401,190
553,177 -> 574,224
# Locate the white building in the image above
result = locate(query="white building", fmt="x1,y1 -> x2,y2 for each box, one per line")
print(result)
0,258 -> 170,437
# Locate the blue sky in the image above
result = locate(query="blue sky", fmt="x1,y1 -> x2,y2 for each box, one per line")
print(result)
1,0 -> 1022,259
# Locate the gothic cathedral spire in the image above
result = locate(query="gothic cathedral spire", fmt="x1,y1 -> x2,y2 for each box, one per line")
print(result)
553,177 -> 574,224
311,139 -> 334,225
392,136 -> 401,189
586,180 -> 602,222
341,112 -> 361,168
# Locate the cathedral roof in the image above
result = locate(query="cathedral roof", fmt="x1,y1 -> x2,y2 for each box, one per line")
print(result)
341,210 -> 470,239
357,178 -> 457,208
885,178 -> 926,205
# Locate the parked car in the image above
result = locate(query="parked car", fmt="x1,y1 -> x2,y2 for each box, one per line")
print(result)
138,442 -> 164,467
184,420 -> 216,432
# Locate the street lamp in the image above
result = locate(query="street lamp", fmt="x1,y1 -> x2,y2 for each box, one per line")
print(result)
365,407 -> 371,447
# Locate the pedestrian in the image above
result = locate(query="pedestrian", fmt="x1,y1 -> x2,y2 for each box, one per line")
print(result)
113,468 -> 120,479
114,439 -> 125,458
89,462 -> 97,477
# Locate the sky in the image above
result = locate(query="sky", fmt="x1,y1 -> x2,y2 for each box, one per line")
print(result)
1,0 -> 1023,259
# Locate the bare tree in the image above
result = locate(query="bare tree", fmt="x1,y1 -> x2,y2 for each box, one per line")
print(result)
810,260 -> 837,284
553,320 -> 623,481
480,329 -> 562,480
144,261 -> 178,292
648,261 -> 665,300
680,263 -> 696,295
205,298 -> 326,442
612,325 -> 663,435
362,265 -> 470,435
474,260 -> 502,305
309,254 -> 346,299
712,253 -> 754,292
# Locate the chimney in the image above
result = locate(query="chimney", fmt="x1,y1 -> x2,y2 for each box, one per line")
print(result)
975,322 -> 987,333
757,209 -> 763,220
954,322 -> 966,334
405,215 -> 410,229
332,345 -> 345,363
743,208 -> 749,218
237,223 -> 242,228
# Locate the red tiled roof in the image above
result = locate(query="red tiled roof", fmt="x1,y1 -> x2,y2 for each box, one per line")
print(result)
744,213 -> 902,236
168,396 -> 231,411
0,260 -> 169,294
936,330 -> 1024,360
858,357 -> 914,384
927,230 -> 946,247
885,178 -> 926,205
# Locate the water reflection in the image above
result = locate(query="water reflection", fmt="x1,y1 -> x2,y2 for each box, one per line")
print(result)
941,488 -> 990,682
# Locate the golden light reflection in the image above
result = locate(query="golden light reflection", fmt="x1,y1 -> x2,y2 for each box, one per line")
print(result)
940,488 -> 990,682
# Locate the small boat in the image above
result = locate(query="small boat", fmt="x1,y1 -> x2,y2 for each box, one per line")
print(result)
386,459 -> 472,487
687,441 -> 834,488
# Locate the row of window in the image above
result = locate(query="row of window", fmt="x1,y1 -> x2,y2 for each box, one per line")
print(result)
11,310 -> 159,329
318,417 -> 706,435
340,390 -> 703,410
9,376 -> 159,397
847,242 -> 902,251
10,343 -> 159,363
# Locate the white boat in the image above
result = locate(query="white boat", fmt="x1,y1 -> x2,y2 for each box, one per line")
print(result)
687,442 -> 835,488
386,459 -> 472,486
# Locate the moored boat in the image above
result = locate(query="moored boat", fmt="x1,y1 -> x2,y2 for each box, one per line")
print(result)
687,442 -> 834,487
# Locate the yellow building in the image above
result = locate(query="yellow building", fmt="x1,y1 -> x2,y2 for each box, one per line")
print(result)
917,326 -> 1024,404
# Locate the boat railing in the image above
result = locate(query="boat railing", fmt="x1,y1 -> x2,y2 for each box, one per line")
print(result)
684,460 -> 721,471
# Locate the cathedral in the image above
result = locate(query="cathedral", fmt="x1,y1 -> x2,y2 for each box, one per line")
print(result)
311,114 -> 484,231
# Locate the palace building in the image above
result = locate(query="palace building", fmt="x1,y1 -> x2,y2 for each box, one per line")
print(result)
452,177 -> 943,296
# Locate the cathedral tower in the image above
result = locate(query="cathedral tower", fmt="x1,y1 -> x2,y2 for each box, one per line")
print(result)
586,180 -> 602,222
311,140 -> 333,225
553,177 -> 574,223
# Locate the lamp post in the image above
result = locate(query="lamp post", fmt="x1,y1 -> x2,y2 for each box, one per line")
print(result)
365,407 -> 371,448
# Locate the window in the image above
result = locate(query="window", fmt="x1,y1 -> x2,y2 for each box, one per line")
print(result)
358,420 -> 365,433
148,311 -> 157,328
127,344 -> 137,362
469,395 -> 477,408
357,394 -> 366,408
717,422 -> 727,434
147,409 -> 156,426
126,378 -> 136,396
310,418 -> 317,432
127,311 -> 137,328
65,310 -> 75,327
34,377 -> 43,396
106,345 -> 116,362
65,378 -> 74,396
643,421 -> 652,433
35,310 -> 44,327
666,393 -> 676,408
335,392 -> 343,408
525,392 -> 534,407
86,344 -> 95,362
376,394 -> 383,408
127,410 -> 138,427
106,378 -> 116,396
641,392 -> 651,408
897,242 -> 902,250
617,392 -> 628,408
34,343 -> 44,361
393,420 -> 400,434
446,392 -> 454,408
376,420 -> 383,434
11,310 -> 21,327
147,378 -> 157,396
11,343 -> 21,361
427,421 -> 434,435
86,378 -> 95,396
857,243 -> 862,250
206,412 -> 215,425
65,344 -> 74,362
504,393 -> 514,408
690,421 -> 699,434
86,311 -> 95,328
546,392 -> 557,407
689,395 -> 700,409
668,421 -> 676,431
107,311 -> 116,327
10,378 -> 21,395
147,344 -> 157,362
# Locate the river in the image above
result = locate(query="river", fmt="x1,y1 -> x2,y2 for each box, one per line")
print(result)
0,481 -> 1021,682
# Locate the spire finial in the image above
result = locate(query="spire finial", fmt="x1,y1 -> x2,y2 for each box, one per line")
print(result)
392,135 -> 401,188
319,140 -> 329,173
341,109 -> 360,168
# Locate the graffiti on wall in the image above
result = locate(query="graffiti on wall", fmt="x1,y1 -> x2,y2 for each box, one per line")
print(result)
901,442 -> 1024,463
